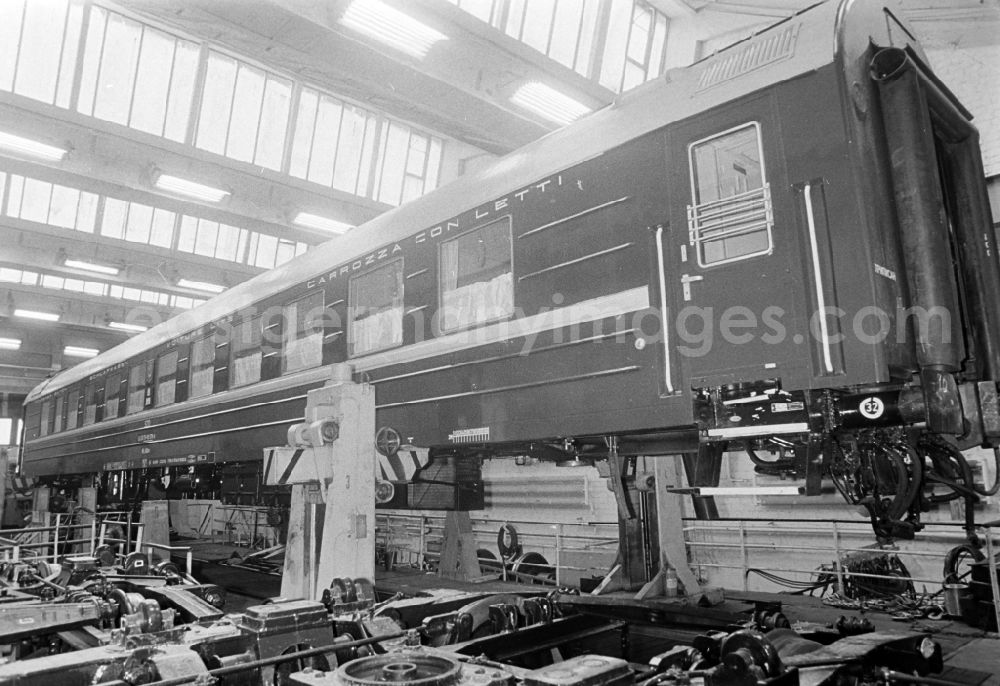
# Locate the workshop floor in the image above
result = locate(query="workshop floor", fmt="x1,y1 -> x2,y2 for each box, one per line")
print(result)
377,570 -> 1000,681
178,544 -> 1000,681
727,591 -> 1000,683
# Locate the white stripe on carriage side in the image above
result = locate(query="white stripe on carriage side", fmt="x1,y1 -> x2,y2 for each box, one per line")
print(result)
352,286 -> 650,374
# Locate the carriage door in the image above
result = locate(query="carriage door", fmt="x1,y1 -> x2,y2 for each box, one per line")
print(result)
666,105 -> 803,388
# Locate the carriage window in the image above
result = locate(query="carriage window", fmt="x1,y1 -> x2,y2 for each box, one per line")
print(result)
283,292 -> 324,373
83,382 -> 98,426
231,318 -> 262,387
189,336 -> 216,398
104,372 -> 122,420
128,360 -> 153,413
439,218 -> 513,332
53,394 -> 64,433
688,122 -> 772,267
66,389 -> 80,430
156,351 -> 179,405
350,261 -> 403,357
40,400 -> 52,437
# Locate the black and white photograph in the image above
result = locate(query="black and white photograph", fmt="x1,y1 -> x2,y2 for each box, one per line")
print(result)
0,0 -> 999,682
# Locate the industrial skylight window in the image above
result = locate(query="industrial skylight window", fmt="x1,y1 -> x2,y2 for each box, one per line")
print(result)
340,0 -> 447,59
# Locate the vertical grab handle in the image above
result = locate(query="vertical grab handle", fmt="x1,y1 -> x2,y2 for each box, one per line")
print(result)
804,182 -> 834,374
655,226 -> 675,394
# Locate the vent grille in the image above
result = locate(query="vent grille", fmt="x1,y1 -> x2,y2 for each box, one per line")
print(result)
698,23 -> 800,91
448,427 -> 490,443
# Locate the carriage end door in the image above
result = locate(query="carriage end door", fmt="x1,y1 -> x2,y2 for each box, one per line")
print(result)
666,103 -> 806,389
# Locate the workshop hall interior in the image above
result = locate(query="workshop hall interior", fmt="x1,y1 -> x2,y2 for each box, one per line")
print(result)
1,0 -> 1000,684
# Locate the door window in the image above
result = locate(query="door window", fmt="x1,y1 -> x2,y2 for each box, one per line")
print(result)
688,122 -> 773,267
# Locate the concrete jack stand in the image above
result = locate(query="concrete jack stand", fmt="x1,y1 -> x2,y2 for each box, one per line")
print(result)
438,510 -> 480,580
140,500 -> 170,563
264,364 -> 376,600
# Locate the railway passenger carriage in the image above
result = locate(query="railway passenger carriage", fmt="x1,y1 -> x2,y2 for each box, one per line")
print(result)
20,1 -> 1000,536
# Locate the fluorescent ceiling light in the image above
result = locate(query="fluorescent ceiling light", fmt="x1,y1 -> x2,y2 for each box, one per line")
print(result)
341,0 -> 447,59
510,82 -> 591,126
0,130 -> 67,161
64,345 -> 99,358
0,337 -> 21,350
293,212 -> 352,234
155,174 -> 229,202
177,278 -> 226,294
14,309 -> 59,322
109,321 -> 148,333
64,259 -> 120,276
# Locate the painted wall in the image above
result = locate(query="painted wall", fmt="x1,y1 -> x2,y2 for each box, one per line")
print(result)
926,44 -> 1000,177
685,447 -> 999,594
387,447 -> 998,596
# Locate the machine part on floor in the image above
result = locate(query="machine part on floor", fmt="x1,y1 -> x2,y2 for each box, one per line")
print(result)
510,553 -> 555,584
413,593 -> 558,646
719,630 -> 783,678
290,651 -> 636,686
522,654 -> 632,686
750,608 -> 789,632
942,542 -> 985,583
0,618 -> 405,686
833,616 -> 875,636
322,578 -> 377,614
0,584 -> 953,686
0,601 -> 110,644
338,652 -> 461,686
122,552 -> 151,575
119,598 -> 172,635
